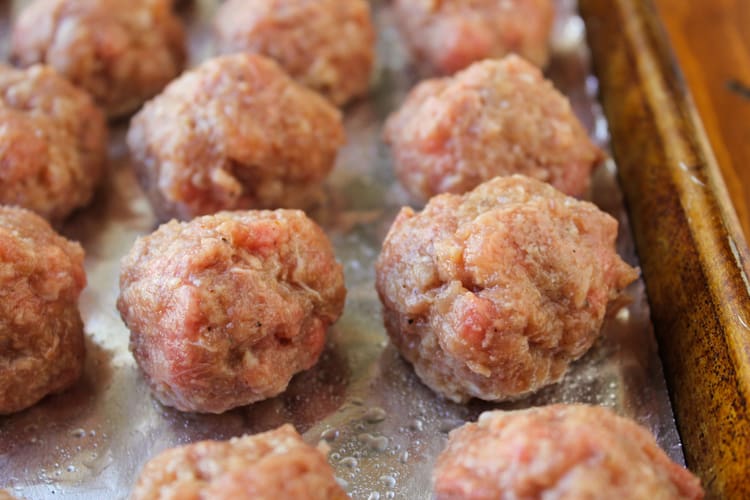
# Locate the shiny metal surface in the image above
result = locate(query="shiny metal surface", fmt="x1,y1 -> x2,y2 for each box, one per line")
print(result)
0,1 -> 683,498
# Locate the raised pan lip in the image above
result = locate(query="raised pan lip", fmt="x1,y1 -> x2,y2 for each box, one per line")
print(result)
580,0 -> 750,497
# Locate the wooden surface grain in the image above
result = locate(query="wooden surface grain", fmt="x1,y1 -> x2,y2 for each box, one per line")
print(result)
654,0 -> 750,239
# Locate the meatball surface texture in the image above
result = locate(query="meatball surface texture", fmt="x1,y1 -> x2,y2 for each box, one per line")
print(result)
214,0 -> 375,106
375,175 -> 638,403
433,404 -> 704,500
384,56 -> 602,201
0,207 -> 86,415
11,0 -> 186,117
127,54 -> 345,222
118,210 -> 346,413
393,0 -> 554,74
0,64 -> 107,222
131,424 -> 347,500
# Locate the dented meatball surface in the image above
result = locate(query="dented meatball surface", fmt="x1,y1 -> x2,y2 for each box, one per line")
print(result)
214,0 -> 375,106
131,425 -> 348,500
11,0 -> 186,117
0,64 -> 107,222
384,56 -> 603,201
127,54 -> 345,222
0,207 -> 86,415
393,0 -> 554,74
434,405 -> 704,500
375,176 -> 638,403
118,210 -> 346,414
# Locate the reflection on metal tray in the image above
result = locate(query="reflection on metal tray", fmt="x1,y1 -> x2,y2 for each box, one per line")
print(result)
0,1 -> 683,498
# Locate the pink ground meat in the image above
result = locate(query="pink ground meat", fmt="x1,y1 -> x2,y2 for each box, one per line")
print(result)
384,56 -> 603,202
433,404 -> 704,500
0,64 -> 107,222
214,0 -> 375,106
375,175 -> 638,403
131,424 -> 348,500
393,0 -> 554,74
127,54 -> 345,222
11,0 -> 186,117
0,206 -> 86,415
118,210 -> 346,414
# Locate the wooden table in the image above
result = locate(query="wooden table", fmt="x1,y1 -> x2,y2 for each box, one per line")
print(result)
655,0 -> 750,239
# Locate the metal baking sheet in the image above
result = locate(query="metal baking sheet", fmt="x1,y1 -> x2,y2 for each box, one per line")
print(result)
0,1 -> 684,498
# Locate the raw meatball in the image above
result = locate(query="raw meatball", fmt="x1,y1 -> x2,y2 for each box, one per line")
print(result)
384,56 -> 602,201
375,175 -> 638,403
393,0 -> 554,74
131,424 -> 348,500
0,207 -> 86,415
0,491 -> 19,500
0,65 -> 107,222
11,0 -> 186,117
117,210 -> 346,413
433,405 -> 704,499
214,0 -> 375,106
127,54 -> 345,222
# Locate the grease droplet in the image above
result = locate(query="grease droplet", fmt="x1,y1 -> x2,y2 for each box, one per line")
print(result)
335,477 -> 350,491
321,428 -> 339,442
363,407 -> 387,423
379,475 -> 396,488
358,433 -> 389,452
409,419 -> 424,432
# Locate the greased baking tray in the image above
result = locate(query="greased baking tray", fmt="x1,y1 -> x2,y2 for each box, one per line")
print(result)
2,0 -> 747,498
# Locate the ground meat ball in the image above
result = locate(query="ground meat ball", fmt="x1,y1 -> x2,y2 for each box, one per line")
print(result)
214,0 -> 375,106
118,210 -> 346,413
0,65 -> 107,222
393,0 -> 554,74
11,0 -> 186,117
0,207 -> 86,415
433,405 -> 704,499
0,491 -> 18,500
131,424 -> 347,500
375,176 -> 638,403
384,56 -> 603,201
127,54 -> 345,222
